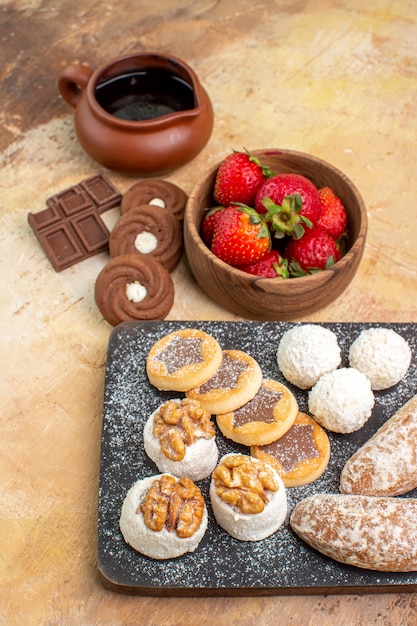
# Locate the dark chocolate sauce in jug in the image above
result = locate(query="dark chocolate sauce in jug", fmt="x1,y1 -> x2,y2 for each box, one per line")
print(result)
95,68 -> 196,121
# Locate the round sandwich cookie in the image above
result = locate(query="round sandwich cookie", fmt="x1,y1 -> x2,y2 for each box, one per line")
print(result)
185,349 -> 263,414
121,179 -> 188,221
94,253 -> 174,325
251,412 -> 330,487
348,327 -> 412,390
216,378 -> 298,446
143,398 -> 219,482
109,204 -> 183,271
120,474 -> 208,560
209,453 -> 287,541
277,324 -> 341,389
146,328 -> 223,392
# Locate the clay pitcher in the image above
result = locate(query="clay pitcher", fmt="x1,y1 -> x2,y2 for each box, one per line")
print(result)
58,53 -> 214,175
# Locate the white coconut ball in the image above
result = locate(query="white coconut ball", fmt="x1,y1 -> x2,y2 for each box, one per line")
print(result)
308,367 -> 375,434
277,324 -> 341,389
349,327 -> 412,390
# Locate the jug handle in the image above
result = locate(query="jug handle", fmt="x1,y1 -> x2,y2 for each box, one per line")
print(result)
58,64 -> 94,108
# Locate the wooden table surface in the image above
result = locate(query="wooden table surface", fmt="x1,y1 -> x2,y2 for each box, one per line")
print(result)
1,1 -> 416,624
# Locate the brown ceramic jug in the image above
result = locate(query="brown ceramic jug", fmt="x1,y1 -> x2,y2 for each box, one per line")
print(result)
58,53 -> 214,175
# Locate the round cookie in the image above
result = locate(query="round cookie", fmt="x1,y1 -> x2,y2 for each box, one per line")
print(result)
277,324 -> 341,389
348,327 -> 412,390
308,367 -> 375,434
146,328 -> 223,391
209,453 -> 287,541
109,204 -> 183,271
251,412 -> 330,487
94,253 -> 174,325
185,350 -> 263,414
216,378 -> 298,446
143,398 -> 219,481
120,474 -> 207,560
121,179 -> 188,221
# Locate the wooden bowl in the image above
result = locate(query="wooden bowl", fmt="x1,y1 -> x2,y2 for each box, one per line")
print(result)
183,149 -> 367,321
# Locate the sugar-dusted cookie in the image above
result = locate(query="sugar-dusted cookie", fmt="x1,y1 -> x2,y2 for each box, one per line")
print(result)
143,398 -> 219,481
209,453 -> 287,541
251,412 -> 330,487
185,349 -> 263,414
216,378 -> 298,446
146,328 -> 223,392
120,474 -> 207,560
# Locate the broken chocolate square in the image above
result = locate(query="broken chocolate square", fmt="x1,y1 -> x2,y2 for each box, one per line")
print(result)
28,173 -> 122,271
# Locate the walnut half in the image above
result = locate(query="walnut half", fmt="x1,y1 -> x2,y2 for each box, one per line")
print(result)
212,454 -> 279,514
139,475 -> 205,538
153,398 -> 215,461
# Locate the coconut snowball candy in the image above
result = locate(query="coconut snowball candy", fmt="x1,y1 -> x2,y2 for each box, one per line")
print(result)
349,327 -> 412,390
276,324 -> 341,389
308,367 -> 375,434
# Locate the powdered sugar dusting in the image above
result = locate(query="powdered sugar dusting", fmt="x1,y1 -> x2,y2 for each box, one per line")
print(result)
98,321 -> 417,594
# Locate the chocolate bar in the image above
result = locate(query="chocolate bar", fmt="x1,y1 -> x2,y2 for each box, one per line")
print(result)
28,174 -> 122,271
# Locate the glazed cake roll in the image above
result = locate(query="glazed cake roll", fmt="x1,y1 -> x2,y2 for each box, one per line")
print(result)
340,393 -> 417,496
143,398 -> 219,481
120,473 -> 208,560
290,493 -> 417,572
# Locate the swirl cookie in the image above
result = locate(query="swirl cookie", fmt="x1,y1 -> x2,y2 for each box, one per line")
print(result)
146,328 -> 223,391
143,398 -> 219,481
216,378 -> 298,446
109,205 -> 183,271
121,179 -> 188,221
119,474 -> 208,560
251,412 -> 330,487
185,350 -> 263,414
94,253 -> 174,325
209,453 -> 287,541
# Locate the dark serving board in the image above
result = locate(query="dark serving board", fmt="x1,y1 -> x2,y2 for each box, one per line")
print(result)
97,321 -> 417,596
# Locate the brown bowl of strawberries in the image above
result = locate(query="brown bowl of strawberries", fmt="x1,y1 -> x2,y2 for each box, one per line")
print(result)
183,148 -> 367,321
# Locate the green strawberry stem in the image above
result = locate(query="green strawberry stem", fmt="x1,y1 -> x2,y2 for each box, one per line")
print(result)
262,194 -> 313,239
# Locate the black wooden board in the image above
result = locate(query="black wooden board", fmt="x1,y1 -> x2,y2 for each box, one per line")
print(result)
97,321 -> 416,595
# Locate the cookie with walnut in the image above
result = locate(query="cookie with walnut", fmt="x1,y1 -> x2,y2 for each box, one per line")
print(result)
143,398 -> 219,481
251,412 -> 330,487
119,474 -> 208,560
209,453 -> 287,541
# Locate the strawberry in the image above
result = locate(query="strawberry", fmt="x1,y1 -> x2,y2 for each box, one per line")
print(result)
211,204 -> 271,267
255,173 -> 322,229
201,206 -> 224,246
213,150 -> 274,207
240,249 -> 289,278
262,193 -> 312,240
316,187 -> 348,240
285,228 -> 341,275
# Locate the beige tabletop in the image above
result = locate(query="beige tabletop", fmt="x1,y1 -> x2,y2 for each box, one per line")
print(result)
1,1 -> 417,624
